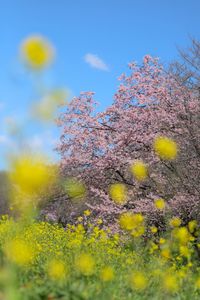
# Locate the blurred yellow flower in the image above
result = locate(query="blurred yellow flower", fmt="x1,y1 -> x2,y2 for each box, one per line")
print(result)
150,226 -> 158,233
109,183 -> 127,205
32,89 -> 69,122
119,213 -> 144,231
130,160 -> 148,181
161,248 -> 171,260
159,238 -> 166,245
130,272 -> 147,290
169,217 -> 181,228
84,210 -> 91,217
48,259 -> 66,280
179,245 -> 190,258
97,218 -> 103,225
188,220 -> 197,233
76,253 -> 95,276
154,136 -> 178,160
64,178 -> 86,200
173,227 -> 190,245
131,225 -> 145,238
77,216 -> 83,222
100,266 -> 114,282
4,239 -> 34,266
20,35 -> 54,69
195,277 -> 200,289
8,154 -> 55,210
154,198 -> 165,210
149,242 -> 158,254
163,273 -> 178,293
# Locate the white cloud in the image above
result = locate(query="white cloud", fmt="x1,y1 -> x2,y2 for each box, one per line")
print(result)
26,131 -> 59,163
0,134 -> 10,145
26,131 -> 58,153
84,53 -> 109,71
27,135 -> 44,149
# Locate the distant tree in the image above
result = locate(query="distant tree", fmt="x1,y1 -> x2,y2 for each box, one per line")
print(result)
57,55 -> 200,227
169,37 -> 200,91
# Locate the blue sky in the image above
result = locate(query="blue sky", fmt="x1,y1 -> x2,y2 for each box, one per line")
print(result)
0,0 -> 200,169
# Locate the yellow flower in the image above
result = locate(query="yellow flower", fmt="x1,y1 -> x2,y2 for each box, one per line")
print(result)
195,277 -> 200,289
154,198 -> 165,210
179,246 -> 190,258
161,248 -> 171,260
169,217 -> 181,228
130,272 -> 147,290
163,274 -> 178,293
150,226 -> 158,233
97,218 -> 103,225
9,154 -> 53,196
130,160 -> 148,181
48,259 -> 66,280
84,210 -> 91,217
8,154 -> 55,211
133,213 -> 144,224
154,136 -> 178,160
177,269 -> 187,279
119,213 -> 144,231
77,216 -> 83,222
64,178 -> 86,200
173,227 -> 190,245
149,242 -> 159,254
109,183 -> 127,204
20,35 -> 54,69
32,89 -> 69,122
4,239 -> 34,266
76,253 -> 95,276
188,220 -> 197,233
131,226 -> 145,238
100,266 -> 114,282
159,238 -> 166,245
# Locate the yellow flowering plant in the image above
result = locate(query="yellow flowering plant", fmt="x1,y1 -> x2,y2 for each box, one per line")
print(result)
20,35 -> 55,69
154,136 -> 178,160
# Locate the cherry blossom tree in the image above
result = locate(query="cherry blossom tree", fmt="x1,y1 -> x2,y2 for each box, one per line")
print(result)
56,55 -> 200,226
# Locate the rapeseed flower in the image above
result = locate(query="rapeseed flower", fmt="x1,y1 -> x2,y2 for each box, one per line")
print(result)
4,239 -> 34,266
76,253 -> 95,276
8,154 -> 55,212
162,273 -> 179,293
64,178 -> 86,200
48,259 -> 66,280
154,198 -> 165,210
84,210 -> 91,217
179,245 -> 190,258
100,266 -> 114,282
32,89 -> 68,122
188,220 -> 197,233
20,35 -> 54,69
195,278 -> 200,289
131,225 -> 145,238
9,154 -> 53,196
109,183 -> 127,204
161,247 -> 171,260
150,226 -> 158,233
130,272 -> 147,290
173,227 -> 190,245
154,136 -> 178,160
119,213 -> 144,231
130,160 -> 148,181
169,217 -> 181,228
